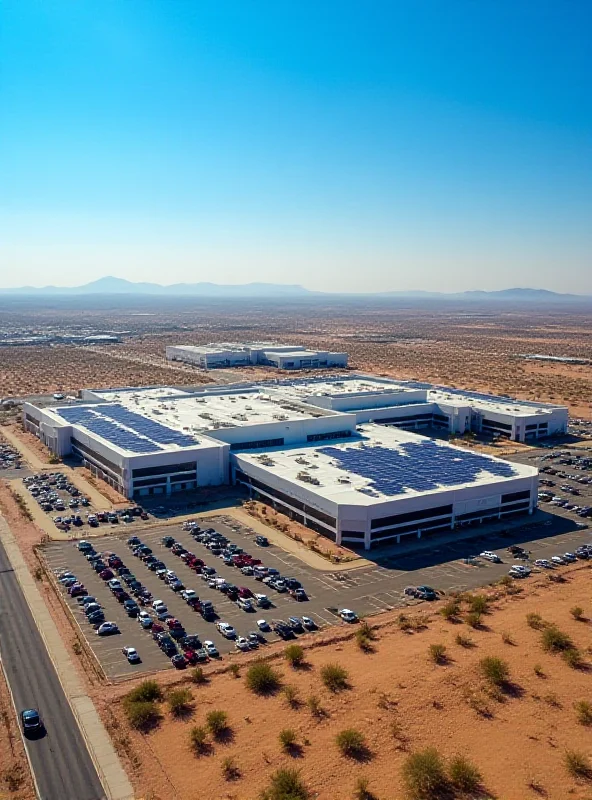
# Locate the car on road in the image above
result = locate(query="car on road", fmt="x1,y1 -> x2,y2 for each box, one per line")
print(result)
480,551 -> 502,563
96,622 -> 119,636
21,708 -> 43,736
339,608 -> 358,623
216,622 -> 236,639
122,647 -> 141,663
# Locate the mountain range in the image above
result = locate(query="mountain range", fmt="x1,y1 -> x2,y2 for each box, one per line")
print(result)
0,276 -> 589,302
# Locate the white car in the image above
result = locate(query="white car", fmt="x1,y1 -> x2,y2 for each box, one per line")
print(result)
235,636 -> 250,652
254,593 -> 271,607
156,568 -> 167,579
216,622 -> 236,639
58,572 -> 76,584
563,552 -> 577,562
535,559 -> 553,569
96,622 -> 119,636
137,611 -> 152,628
122,646 -> 140,663
256,619 -> 270,631
339,608 -> 358,623
152,599 -> 166,611
181,589 -> 198,602
237,597 -> 254,611
203,640 -> 219,657
509,565 -> 531,577
551,555 -> 565,565
301,616 -> 316,630
480,551 -> 501,563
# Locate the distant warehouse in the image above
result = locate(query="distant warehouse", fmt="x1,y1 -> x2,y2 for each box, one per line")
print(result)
166,342 -> 348,370
22,374 -> 552,550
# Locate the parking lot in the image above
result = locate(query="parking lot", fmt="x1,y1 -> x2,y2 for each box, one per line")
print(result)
42,483 -> 592,681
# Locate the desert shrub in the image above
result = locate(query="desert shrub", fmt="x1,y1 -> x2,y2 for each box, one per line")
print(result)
282,685 -> 300,708
468,594 -> 489,614
307,695 -> 324,717
335,729 -> 368,759
440,600 -> 460,621
465,612 -> 482,628
571,606 -> 585,621
127,679 -> 162,703
449,754 -> 482,793
191,667 -> 207,684
402,748 -> 449,799
479,656 -> 510,686
246,661 -> 281,694
533,663 -> 545,677
284,644 -> 305,667
260,768 -> 310,800
455,632 -> 473,648
321,663 -> 349,692
228,663 -> 240,678
279,728 -> 297,751
206,709 -> 229,739
562,648 -> 583,669
355,628 -> 374,652
541,625 -> 573,653
189,725 -> 208,754
526,612 -> 545,630
498,575 -> 512,587
501,631 -> 514,645
575,700 -> 592,726
221,755 -> 240,780
428,643 -> 447,664
353,776 -> 373,800
124,700 -> 161,731
358,620 -> 376,639
168,688 -> 193,717
564,750 -> 592,779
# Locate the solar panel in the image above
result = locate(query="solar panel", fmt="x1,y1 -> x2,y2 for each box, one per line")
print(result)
57,407 -> 164,453
99,405 -> 197,448
318,440 -> 518,496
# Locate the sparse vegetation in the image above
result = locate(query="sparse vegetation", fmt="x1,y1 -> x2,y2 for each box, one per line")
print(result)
127,680 -> 162,703
575,700 -> 592,726
533,663 -> 545,677
526,612 -> 545,629
440,599 -> 460,621
279,728 -> 297,751
123,700 -> 161,731
541,625 -> 573,653
307,695 -> 324,717
571,606 -> 585,621
206,709 -> 229,739
479,656 -> 510,686
246,662 -> 281,694
284,644 -> 305,667
168,688 -> 193,717
449,754 -> 483,793
468,594 -> 489,614
402,747 -> 449,799
564,749 -> 592,780
191,667 -> 207,684
562,647 -> 583,669
221,755 -> 241,781
228,663 -> 240,678
189,725 -> 209,754
353,776 -> 374,800
455,632 -> 473,648
260,768 -> 310,800
428,643 -> 447,664
321,663 -> 349,692
501,631 -> 514,645
282,685 -> 300,708
335,728 -> 368,759
465,611 -> 482,628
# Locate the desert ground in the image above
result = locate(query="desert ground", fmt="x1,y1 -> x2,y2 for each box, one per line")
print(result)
0,296 -> 590,417
101,565 -> 592,800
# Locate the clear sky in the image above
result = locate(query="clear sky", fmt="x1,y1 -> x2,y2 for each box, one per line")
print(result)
1,1 -> 591,293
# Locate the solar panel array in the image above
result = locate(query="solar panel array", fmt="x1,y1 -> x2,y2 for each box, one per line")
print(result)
318,440 -> 518,496
57,407 -> 163,453
57,404 -> 198,452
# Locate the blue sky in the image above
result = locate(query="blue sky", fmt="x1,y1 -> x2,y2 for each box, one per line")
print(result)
1,1 -> 590,292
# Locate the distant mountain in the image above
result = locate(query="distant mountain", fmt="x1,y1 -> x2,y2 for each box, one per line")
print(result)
0,278 -> 589,302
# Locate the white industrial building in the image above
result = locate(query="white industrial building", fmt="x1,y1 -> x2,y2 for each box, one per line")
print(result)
165,342 -> 348,370
21,373 -> 552,550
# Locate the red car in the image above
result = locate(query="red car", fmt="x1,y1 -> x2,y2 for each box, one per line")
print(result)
183,649 -> 198,664
108,556 -> 123,568
166,618 -> 183,630
238,586 -> 253,598
99,569 -> 114,580
69,584 -> 86,596
180,552 -> 195,563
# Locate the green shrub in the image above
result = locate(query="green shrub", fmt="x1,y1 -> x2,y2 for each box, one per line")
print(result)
355,628 -> 374,652
455,633 -> 473,648
533,663 -> 545,677
353,776 -> 373,800
335,729 -> 368,759
284,644 -> 305,667
307,695 -> 324,717
465,611 -> 482,628
206,709 -> 229,739
260,768 -> 310,800
279,728 -> 297,751
575,700 -> 592,726
189,725 -> 209,754
564,749 -> 592,779
571,606 -> 585,621
321,663 -> 349,692
468,594 -> 489,615
246,661 -> 281,695
168,688 -> 193,717
228,663 -> 240,678
562,648 -> 583,669
428,644 -> 447,664
402,748 -> 449,799
124,700 -> 161,731
191,667 -> 207,684
448,754 -> 482,793
282,685 -> 300,708
127,679 -> 162,703
479,656 -> 510,686
526,612 -> 545,630
541,625 -> 573,653
440,600 -> 460,621
221,755 -> 240,781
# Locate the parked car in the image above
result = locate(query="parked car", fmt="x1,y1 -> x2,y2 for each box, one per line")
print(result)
122,647 -> 141,663
339,608 -> 358,623
216,622 -> 236,639
203,640 -> 219,657
96,622 -> 119,636
480,551 -> 502,563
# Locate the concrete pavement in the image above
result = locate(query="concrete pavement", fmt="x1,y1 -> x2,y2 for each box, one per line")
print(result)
0,513 -> 134,800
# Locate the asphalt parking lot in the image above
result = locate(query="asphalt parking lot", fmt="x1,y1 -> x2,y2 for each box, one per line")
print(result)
42,485 -> 592,682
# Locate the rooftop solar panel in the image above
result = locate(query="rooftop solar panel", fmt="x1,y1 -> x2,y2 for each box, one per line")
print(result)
57,407 -> 164,453
318,440 -> 518,496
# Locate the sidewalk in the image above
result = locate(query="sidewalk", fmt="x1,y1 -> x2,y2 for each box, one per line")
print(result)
0,514 -> 134,800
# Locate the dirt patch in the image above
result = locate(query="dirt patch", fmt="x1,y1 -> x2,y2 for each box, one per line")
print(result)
104,565 -> 592,800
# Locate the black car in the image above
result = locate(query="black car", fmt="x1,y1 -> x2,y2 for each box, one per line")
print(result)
180,634 -> 201,650
127,536 -> 141,547
255,536 -> 269,546
87,611 -> 105,625
158,635 -> 177,656
21,708 -> 43,736
93,561 -> 107,572
148,560 -> 166,572
285,578 -> 301,590
123,600 -> 139,616
162,536 -> 175,547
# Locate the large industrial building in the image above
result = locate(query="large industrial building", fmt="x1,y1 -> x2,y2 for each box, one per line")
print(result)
166,342 -> 348,370
21,373 -> 558,550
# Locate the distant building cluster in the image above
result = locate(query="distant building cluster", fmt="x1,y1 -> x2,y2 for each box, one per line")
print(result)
165,342 -> 348,370
23,374 -> 566,550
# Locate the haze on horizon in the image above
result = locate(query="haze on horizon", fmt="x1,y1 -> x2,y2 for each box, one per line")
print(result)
1,1 -> 591,294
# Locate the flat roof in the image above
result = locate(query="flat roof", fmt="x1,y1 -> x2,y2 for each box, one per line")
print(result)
92,387 -> 191,401
235,424 -> 536,506
274,376 -> 417,398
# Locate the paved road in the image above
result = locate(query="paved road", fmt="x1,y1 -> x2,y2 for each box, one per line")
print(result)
0,537 -> 105,800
